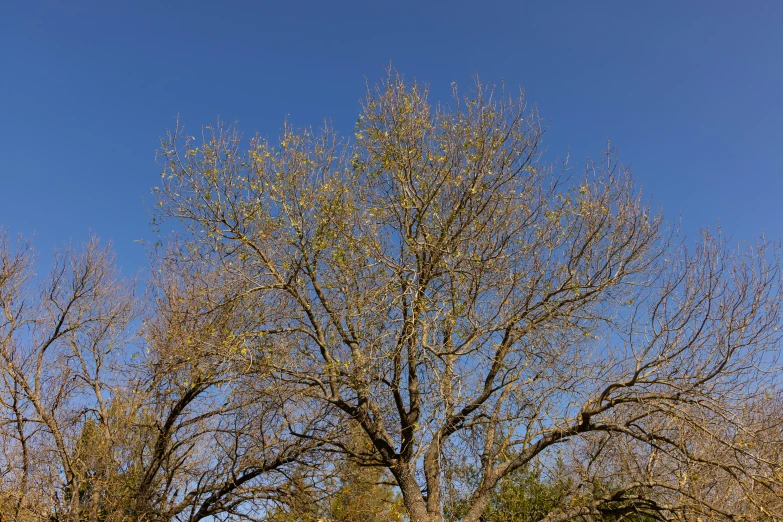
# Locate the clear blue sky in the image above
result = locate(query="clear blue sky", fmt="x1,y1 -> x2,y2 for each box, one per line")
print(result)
2,1 -> 781,274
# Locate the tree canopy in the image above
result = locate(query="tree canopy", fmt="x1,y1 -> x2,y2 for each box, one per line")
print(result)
2,71 -> 782,522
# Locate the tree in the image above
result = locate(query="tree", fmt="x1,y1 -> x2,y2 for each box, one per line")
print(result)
126,244 -> 331,521
0,233 -> 137,521
263,422 -> 404,522
445,459 -> 573,522
150,70 -> 782,522
0,232 -> 329,522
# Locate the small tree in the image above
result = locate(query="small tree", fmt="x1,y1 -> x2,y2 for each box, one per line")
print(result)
154,70 -> 783,522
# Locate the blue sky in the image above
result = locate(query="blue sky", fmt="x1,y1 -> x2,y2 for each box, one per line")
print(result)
2,1 -> 781,274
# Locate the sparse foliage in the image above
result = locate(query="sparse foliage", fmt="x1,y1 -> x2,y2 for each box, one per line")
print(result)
152,70 -> 783,522
3,69 -> 782,522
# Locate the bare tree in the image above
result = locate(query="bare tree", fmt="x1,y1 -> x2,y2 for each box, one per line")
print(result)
0,231 -> 329,522
126,244 -> 332,521
150,70 -> 782,522
0,232 -> 137,521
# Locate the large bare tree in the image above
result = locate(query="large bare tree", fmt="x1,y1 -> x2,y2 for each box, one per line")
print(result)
153,71 -> 783,522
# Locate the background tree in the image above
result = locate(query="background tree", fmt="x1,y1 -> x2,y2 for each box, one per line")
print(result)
0,232 -> 137,521
445,459 -> 573,522
264,422 -> 404,522
0,232 -> 330,522
324,422 -> 405,522
153,70 -> 783,522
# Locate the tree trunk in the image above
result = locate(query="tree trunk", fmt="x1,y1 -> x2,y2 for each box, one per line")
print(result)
392,464 -> 434,522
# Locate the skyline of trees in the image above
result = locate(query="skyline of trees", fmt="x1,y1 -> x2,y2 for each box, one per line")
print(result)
1,71 -> 782,522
